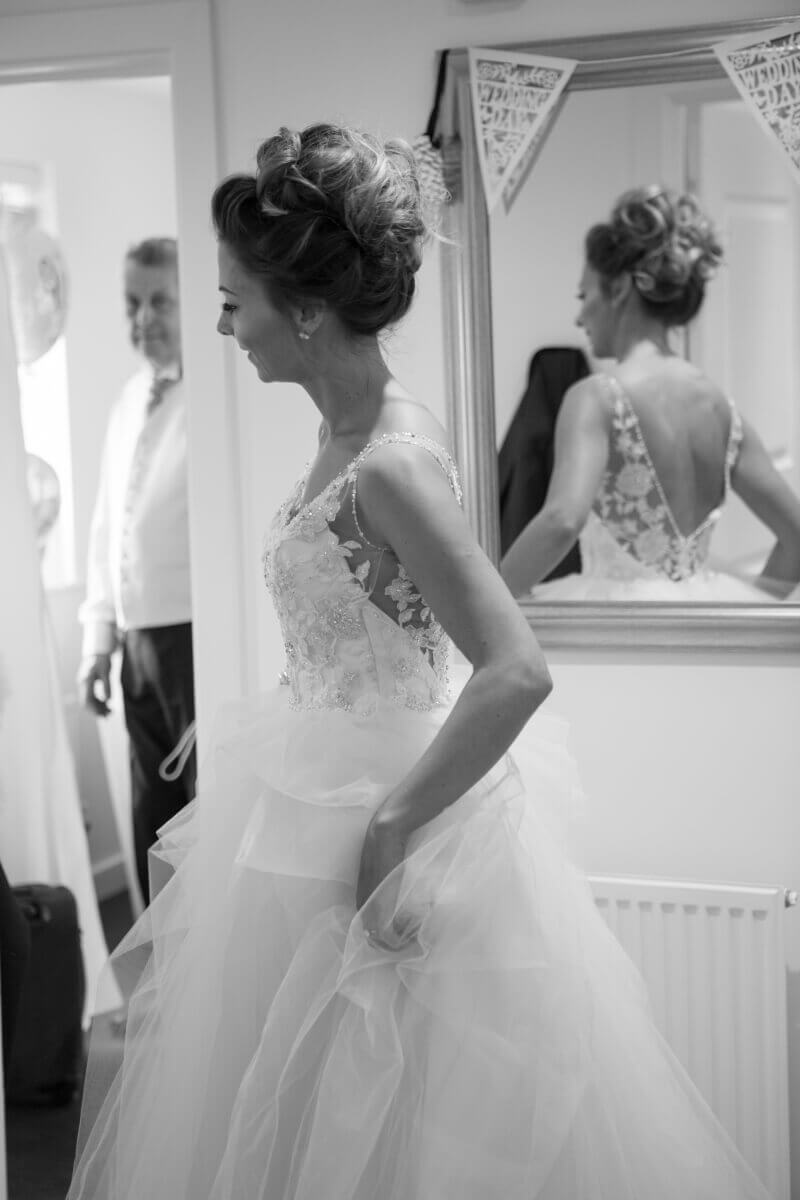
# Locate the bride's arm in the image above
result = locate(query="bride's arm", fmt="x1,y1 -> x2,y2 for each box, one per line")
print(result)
499,379 -> 611,597
354,442 -> 552,911
731,418 -> 800,597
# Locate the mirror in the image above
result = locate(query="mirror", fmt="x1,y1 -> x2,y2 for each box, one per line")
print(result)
440,19 -> 800,650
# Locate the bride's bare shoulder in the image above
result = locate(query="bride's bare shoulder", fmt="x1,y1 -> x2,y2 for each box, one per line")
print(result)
378,395 -> 452,455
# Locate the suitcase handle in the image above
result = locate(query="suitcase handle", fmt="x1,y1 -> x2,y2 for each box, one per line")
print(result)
19,899 -> 52,924
13,888 -> 55,924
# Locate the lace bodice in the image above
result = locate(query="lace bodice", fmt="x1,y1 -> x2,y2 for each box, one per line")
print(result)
582,376 -> 742,582
262,432 -> 462,715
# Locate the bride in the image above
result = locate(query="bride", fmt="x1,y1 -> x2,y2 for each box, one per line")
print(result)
501,186 -> 800,602
68,127 -> 772,1198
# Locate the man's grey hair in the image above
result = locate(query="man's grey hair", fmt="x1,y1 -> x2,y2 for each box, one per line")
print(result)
126,237 -> 178,270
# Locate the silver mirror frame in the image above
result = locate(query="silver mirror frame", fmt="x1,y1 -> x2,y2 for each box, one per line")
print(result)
440,18 -> 800,651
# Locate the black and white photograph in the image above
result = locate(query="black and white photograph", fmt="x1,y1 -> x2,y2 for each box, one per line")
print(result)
0,4 -> 798,1199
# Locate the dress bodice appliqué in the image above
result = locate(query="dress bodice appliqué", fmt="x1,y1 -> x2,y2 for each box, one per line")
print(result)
583,376 -> 742,582
262,432 -> 462,715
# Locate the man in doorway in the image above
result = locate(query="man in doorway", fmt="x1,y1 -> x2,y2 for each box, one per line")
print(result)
78,237 -> 195,904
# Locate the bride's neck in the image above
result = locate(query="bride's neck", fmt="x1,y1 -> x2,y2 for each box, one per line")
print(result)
305,339 -> 392,439
614,324 -> 675,363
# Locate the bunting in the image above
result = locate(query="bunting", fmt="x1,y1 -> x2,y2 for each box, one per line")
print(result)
714,20 -> 800,186
468,48 -> 576,213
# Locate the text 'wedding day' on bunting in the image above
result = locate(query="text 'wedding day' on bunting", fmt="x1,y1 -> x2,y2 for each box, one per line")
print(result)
713,20 -> 800,187
500,104 -> 561,214
468,48 -> 576,214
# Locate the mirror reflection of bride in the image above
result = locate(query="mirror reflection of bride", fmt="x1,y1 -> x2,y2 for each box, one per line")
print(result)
500,186 -> 800,602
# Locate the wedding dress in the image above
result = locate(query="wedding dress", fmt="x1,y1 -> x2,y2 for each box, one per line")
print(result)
69,432 -> 771,1199
532,375 -> 767,602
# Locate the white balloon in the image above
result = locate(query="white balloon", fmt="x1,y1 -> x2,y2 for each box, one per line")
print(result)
3,224 -> 68,365
26,451 -> 61,548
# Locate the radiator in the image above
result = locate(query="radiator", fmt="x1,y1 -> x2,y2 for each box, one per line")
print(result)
589,875 -> 791,1199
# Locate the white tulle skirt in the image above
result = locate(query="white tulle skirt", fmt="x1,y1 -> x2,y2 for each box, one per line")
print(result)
68,667 -> 771,1199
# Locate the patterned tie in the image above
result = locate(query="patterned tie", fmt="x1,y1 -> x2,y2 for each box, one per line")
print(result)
146,373 -> 176,415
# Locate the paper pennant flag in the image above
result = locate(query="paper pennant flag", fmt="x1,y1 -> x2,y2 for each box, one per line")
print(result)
713,20 -> 800,187
501,100 -> 563,213
468,48 -> 577,214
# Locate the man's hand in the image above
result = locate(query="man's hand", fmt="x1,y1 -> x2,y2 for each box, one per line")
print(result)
77,653 -> 113,717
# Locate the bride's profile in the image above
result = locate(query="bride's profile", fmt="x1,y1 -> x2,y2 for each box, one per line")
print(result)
68,129 -> 772,1199
501,186 -> 800,602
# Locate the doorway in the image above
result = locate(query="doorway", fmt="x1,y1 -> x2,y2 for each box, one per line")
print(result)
0,5 -> 238,1198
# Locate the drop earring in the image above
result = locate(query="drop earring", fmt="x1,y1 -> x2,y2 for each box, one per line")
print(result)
298,330 -> 311,341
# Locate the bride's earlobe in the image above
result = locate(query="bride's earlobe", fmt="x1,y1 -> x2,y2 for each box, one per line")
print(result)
293,300 -> 325,342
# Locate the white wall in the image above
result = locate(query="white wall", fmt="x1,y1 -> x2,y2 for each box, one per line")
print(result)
546,651 -> 799,895
1,0 -> 798,1191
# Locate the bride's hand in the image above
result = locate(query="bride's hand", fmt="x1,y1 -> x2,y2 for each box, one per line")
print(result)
356,808 -> 417,951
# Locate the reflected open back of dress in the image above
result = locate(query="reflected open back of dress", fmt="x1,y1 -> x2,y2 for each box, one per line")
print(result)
591,374 -> 742,581
531,374 -> 765,600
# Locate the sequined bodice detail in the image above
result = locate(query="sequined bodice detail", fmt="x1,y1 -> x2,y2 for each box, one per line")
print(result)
583,378 -> 742,582
262,433 -> 462,715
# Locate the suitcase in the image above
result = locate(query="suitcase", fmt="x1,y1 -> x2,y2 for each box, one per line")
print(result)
5,883 -> 86,1106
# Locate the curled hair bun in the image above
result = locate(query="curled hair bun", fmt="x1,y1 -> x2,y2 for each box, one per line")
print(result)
255,124 -> 424,259
586,185 -> 723,325
615,186 -> 722,293
254,128 -> 304,213
211,123 -> 426,335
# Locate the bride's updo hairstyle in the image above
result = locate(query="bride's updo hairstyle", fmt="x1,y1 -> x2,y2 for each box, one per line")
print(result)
211,123 -> 426,337
585,186 -> 723,326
